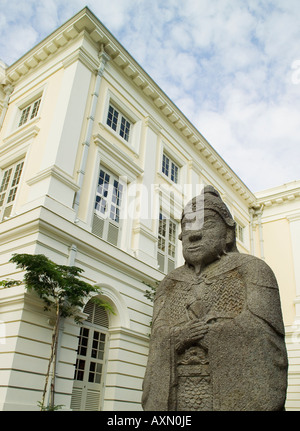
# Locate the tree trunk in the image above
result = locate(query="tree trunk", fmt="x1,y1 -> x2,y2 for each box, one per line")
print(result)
50,307 -> 60,408
40,301 -> 60,410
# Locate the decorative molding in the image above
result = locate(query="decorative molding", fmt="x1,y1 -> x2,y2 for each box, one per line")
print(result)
286,213 -> 300,223
109,326 -> 150,343
0,124 -> 40,160
98,50 -> 110,77
188,159 -> 202,176
6,23 -> 81,84
93,133 -> 144,182
27,165 -> 80,191
132,223 -> 158,242
144,115 -> 162,135
1,123 -> 40,147
62,44 -> 99,72
96,284 -> 131,329
256,186 -> 300,209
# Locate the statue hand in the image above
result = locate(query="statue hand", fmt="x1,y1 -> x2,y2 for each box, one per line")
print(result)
173,321 -> 209,353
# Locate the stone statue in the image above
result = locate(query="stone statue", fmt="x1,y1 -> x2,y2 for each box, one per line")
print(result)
142,186 -> 288,411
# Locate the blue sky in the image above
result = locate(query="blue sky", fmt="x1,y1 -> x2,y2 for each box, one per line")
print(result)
1,0 -> 300,192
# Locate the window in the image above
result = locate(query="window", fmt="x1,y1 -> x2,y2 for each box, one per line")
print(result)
71,301 -> 109,411
235,221 -> 244,243
106,104 -> 131,142
162,153 -> 179,184
92,167 -> 124,246
18,98 -> 41,127
157,212 -> 177,273
0,160 -> 24,221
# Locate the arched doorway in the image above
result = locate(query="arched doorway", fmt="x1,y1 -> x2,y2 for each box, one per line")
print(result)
70,300 -> 109,411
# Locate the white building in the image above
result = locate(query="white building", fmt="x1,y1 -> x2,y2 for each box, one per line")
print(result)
0,7 -> 299,410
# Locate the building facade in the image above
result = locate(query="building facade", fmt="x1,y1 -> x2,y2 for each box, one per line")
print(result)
0,8 -> 299,410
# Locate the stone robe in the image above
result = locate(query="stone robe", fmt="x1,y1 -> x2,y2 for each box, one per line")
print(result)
142,252 -> 288,411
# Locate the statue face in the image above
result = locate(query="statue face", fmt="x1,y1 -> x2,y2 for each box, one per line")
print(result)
181,209 -> 228,268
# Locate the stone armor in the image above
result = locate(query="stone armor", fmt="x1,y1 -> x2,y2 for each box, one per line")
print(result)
142,253 -> 288,411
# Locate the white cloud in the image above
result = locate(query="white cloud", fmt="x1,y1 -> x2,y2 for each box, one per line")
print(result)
0,0 -> 300,192
2,25 -> 38,64
32,1 -> 59,34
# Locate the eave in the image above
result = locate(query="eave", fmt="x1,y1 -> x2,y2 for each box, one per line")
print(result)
255,180 -> 300,209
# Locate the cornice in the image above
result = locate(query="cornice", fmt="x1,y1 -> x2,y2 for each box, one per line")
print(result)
27,165 -> 80,191
255,183 -> 300,209
5,6 -> 255,206
188,159 -> 202,176
93,133 -> 144,181
0,124 -> 40,157
286,213 -> 300,223
144,115 -> 162,135
109,326 -> 150,343
132,224 -> 158,242
61,42 -> 100,72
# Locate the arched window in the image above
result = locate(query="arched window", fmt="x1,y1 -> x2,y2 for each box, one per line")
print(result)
70,300 -> 109,411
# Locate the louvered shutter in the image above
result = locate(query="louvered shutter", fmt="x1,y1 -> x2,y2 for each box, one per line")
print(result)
92,214 -> 104,238
92,167 -> 123,247
85,389 -> 101,411
70,388 -> 82,410
107,222 -> 119,246
157,252 -> 165,272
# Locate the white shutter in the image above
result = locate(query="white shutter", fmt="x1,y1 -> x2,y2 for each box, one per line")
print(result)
84,301 -> 109,328
3,205 -> 12,220
157,212 -> 177,274
92,214 -> 104,238
93,167 -> 123,246
85,389 -> 101,411
157,252 -> 165,272
107,222 -> 119,246
70,387 -> 82,411
84,301 -> 94,323
93,306 -> 109,328
168,258 -> 175,273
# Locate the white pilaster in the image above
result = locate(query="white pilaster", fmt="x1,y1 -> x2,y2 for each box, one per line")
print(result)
131,117 -> 160,266
288,213 -> 300,319
27,49 -> 94,212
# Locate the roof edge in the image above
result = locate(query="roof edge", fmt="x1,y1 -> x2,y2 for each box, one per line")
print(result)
4,6 -> 256,205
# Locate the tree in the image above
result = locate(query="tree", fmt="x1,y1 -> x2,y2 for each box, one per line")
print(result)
143,280 -> 159,333
5,253 -> 113,410
143,281 -> 157,304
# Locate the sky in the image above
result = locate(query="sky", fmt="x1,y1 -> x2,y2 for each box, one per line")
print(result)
0,0 -> 300,193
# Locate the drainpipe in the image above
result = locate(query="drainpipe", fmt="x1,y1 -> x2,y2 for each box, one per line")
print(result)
73,48 -> 110,219
68,244 -> 77,266
0,84 -> 14,130
249,208 -> 255,255
257,204 -> 265,260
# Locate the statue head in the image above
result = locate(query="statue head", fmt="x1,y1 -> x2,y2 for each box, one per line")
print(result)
179,186 -> 238,271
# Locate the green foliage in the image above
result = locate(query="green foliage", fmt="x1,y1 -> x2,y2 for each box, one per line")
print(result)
9,253 -> 113,320
143,280 -> 158,303
37,401 -> 64,411
143,281 -> 159,334
0,279 -> 22,288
